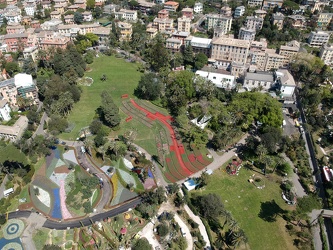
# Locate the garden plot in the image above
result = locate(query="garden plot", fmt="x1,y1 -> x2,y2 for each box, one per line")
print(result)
63,149 -> 79,165
110,178 -> 137,207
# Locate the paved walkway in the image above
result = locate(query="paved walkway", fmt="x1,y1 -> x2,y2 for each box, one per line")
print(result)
0,175 -> 8,199
21,213 -> 47,250
184,205 -> 210,249
139,221 -> 162,249
281,153 -> 306,198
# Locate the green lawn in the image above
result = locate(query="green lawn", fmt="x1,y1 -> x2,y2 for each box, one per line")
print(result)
33,228 -> 50,249
192,167 -> 296,250
60,55 -> 143,140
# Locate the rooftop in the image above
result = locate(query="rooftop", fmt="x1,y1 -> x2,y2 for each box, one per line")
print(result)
245,71 -> 274,82
0,116 -> 28,137
212,37 -> 250,48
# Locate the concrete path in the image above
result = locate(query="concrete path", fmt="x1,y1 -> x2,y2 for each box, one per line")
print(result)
21,212 -> 47,250
184,205 -> 211,249
0,175 -> 8,199
310,209 -> 323,250
281,153 -> 306,198
139,220 -> 162,249
132,143 -> 169,187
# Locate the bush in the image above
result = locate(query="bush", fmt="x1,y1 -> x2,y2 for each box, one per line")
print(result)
157,224 -> 169,237
188,218 -> 199,229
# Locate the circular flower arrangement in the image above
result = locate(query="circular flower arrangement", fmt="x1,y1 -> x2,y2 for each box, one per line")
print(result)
2,242 -> 23,250
3,219 -> 25,240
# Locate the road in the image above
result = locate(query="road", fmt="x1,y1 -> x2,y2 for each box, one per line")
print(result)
296,89 -> 333,249
9,198 -> 141,230
32,112 -> 48,138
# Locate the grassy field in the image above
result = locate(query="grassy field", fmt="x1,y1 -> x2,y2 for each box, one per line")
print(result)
33,228 -> 50,249
60,55 -> 142,140
192,167 -> 296,250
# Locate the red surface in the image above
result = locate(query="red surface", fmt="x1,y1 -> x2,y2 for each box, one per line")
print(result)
188,154 -> 196,163
130,99 -> 192,176
166,158 -> 171,163
121,94 -> 129,98
125,116 -> 132,122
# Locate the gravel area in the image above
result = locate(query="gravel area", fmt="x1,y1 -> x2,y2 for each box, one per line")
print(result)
34,186 -> 50,208
63,150 -> 79,165
123,158 -> 134,170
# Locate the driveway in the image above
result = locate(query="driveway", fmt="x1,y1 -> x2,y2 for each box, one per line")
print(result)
139,221 -> 162,249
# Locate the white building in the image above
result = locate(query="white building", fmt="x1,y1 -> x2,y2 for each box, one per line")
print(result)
196,70 -> 236,89
320,43 -> 333,67
238,27 -> 256,41
308,31 -> 330,47
114,9 -> 137,21
4,12 -> 22,23
243,71 -> 275,91
276,69 -> 296,99
234,6 -> 245,18
245,16 -> 264,31
248,0 -> 263,6
23,46 -> 39,62
194,2 -> 203,13
24,4 -> 36,16
0,99 -> 11,121
0,115 -> 28,142
206,14 -> 232,33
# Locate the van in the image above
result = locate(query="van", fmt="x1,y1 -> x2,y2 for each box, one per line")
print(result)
180,228 -> 186,237
81,146 -> 86,153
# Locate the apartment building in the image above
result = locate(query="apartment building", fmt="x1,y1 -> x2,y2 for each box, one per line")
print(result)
238,27 -> 256,41
4,11 -> 21,24
50,11 -> 61,20
247,0 -> 263,7
114,9 -> 138,21
308,30 -> 330,47
320,43 -> 333,67
23,46 -> 38,62
6,23 -> 25,34
196,68 -> 236,89
54,4 -> 65,14
0,73 -> 38,108
234,6 -> 245,18
211,37 -> 250,68
118,22 -> 132,41
243,71 -> 275,91
185,36 -> 212,57
64,15 -> 74,24
262,0 -> 283,10
221,6 -> 232,16
82,11 -> 93,22
272,13 -> 284,30
146,27 -> 158,39
206,14 -> 232,34
152,17 -> 173,31
164,1 -> 179,12
4,33 -> 28,52
92,27 -> 111,45
250,38 -> 268,52
166,38 -> 182,53
39,35 -> 71,50
276,69 -> 296,100
193,2 -> 203,13
67,4 -> 80,12
317,12 -> 333,29
0,99 -> 11,121
0,115 -> 28,142
182,7 -> 193,19
177,17 -> 191,33
58,24 -> 100,35
255,9 -> 267,18
251,49 -> 285,71
279,40 -> 300,65
24,4 -> 36,16
286,15 -> 306,28
158,9 -> 169,18
245,16 -> 263,31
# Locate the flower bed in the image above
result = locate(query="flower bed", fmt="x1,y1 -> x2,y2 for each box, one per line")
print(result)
117,169 -> 137,188
34,186 -> 50,208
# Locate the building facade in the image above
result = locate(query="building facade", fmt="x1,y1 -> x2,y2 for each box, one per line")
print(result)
206,14 -> 232,34
308,31 -> 330,47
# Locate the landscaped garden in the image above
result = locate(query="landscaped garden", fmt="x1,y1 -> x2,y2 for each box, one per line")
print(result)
29,147 -> 101,219
59,55 -> 143,140
0,219 -> 25,250
191,166 -> 296,250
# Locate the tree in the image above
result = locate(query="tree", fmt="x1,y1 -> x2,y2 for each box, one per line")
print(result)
195,193 -> 224,219
5,62 -> 20,76
86,0 -> 95,10
146,34 -> 170,72
198,172 -> 210,187
132,238 -> 152,250
22,56 -> 37,78
74,12 -> 84,24
157,224 -> 169,237
135,73 -> 163,100
194,53 -> 208,69
48,115 -> 68,134
98,91 -> 121,128
167,183 -> 179,194
89,119 -> 103,134
183,45 -> 194,67
92,6 -> 102,18
255,144 -> 267,161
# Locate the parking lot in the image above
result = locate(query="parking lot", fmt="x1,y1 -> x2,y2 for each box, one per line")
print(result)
282,108 -> 299,137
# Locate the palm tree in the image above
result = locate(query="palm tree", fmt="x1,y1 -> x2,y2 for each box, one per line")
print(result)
228,219 -> 239,238
262,155 -> 273,175
256,144 -> 267,161
97,143 -> 110,161
231,229 -> 248,249
84,137 -> 94,156
221,210 -> 232,229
